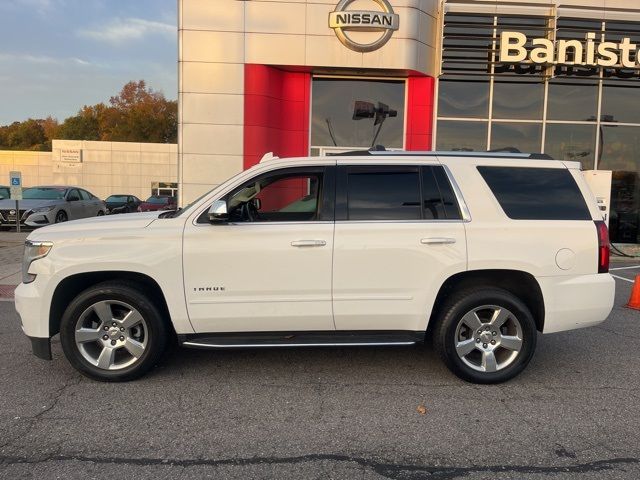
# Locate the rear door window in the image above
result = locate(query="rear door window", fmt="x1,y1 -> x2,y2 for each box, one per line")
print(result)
477,166 -> 591,220
422,166 -> 462,220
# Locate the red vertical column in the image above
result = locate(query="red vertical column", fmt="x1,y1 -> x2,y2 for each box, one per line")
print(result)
405,76 -> 435,150
244,64 -> 311,169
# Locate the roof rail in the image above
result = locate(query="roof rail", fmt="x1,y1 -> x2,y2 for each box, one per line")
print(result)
332,149 -> 553,160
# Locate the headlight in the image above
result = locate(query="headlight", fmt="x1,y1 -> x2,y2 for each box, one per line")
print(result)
22,240 -> 53,284
31,206 -> 55,214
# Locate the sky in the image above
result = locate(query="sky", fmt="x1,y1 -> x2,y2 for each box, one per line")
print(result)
0,0 -> 177,124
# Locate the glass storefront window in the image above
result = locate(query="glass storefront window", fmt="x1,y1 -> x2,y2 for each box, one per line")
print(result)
438,80 -> 490,118
544,124 -> 596,170
547,80 -> 598,122
490,122 -> 542,153
599,125 -> 640,243
601,81 -> 640,124
436,120 -> 488,151
492,81 -> 544,120
311,78 -> 405,149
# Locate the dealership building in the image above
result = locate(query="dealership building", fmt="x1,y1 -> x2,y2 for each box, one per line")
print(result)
178,0 -> 640,244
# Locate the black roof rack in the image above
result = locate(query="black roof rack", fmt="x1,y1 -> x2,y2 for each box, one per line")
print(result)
331,149 -> 553,160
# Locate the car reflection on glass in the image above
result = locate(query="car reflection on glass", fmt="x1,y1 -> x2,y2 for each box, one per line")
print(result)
137,195 -> 177,212
105,194 -> 142,214
0,186 -> 106,228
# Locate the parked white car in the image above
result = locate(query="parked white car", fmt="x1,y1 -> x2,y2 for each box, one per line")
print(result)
15,151 -> 615,383
0,186 -> 106,228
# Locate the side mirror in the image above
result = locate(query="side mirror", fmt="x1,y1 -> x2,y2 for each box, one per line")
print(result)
208,200 -> 229,223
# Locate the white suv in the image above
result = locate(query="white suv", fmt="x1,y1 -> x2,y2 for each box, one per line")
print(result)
15,151 -> 615,383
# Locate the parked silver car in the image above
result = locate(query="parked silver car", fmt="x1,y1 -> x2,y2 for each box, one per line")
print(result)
0,186 -> 106,228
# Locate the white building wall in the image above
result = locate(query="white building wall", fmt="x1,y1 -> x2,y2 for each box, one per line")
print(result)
0,140 -> 177,200
179,0 -> 246,205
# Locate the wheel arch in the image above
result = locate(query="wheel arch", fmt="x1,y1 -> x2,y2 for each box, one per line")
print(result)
427,269 -> 545,334
49,271 -> 173,337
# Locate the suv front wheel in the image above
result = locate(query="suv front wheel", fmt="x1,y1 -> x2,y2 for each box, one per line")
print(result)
434,288 -> 537,384
60,281 -> 168,381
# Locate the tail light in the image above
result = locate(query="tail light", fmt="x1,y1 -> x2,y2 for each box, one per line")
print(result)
595,221 -> 609,273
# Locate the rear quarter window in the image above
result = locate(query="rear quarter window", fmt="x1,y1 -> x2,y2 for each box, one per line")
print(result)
477,166 -> 591,220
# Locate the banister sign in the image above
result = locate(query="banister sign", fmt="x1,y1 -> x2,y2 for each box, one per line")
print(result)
499,31 -> 640,68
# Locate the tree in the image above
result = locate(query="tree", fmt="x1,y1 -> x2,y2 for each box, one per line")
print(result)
0,119 -> 47,151
57,105 -> 102,141
101,80 -> 177,143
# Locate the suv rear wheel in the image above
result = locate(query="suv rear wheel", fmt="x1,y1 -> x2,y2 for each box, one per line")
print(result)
433,288 -> 537,384
60,281 -> 168,381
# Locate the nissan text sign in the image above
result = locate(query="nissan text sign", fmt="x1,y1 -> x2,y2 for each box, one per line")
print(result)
329,0 -> 399,53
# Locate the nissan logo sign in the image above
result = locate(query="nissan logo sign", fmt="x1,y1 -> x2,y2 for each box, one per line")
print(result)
329,0 -> 399,53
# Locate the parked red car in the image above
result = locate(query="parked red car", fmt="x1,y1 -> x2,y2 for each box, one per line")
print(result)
137,195 -> 177,212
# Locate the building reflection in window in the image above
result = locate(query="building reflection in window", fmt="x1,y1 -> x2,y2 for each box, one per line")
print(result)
436,120 -> 487,151
544,124 -> 596,171
492,81 -> 544,120
491,123 -> 542,153
311,79 -> 405,149
438,79 -> 490,118
599,125 -> 640,243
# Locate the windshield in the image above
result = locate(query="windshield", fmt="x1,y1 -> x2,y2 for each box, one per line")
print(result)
146,196 -> 170,204
23,187 -> 67,200
107,195 -> 128,202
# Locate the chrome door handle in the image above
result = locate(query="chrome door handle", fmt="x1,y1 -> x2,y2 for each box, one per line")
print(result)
421,237 -> 456,245
291,240 -> 327,247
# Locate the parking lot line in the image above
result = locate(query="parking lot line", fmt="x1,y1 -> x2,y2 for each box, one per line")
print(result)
610,265 -> 640,271
611,274 -> 635,283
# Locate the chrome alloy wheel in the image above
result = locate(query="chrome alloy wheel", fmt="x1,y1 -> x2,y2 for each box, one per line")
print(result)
74,300 -> 148,370
454,305 -> 523,373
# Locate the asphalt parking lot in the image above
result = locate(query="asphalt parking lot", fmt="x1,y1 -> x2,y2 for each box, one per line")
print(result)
0,262 -> 639,479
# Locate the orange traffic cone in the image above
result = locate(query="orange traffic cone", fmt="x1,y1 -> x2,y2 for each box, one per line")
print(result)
627,275 -> 640,311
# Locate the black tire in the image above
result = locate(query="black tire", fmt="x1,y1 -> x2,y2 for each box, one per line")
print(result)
55,210 -> 68,223
97,210 -> 105,216
60,281 -> 168,382
433,288 -> 537,384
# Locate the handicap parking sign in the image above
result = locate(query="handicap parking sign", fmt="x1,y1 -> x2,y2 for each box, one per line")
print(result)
9,171 -> 22,200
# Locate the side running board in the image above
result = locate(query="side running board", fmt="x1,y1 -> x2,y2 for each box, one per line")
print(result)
178,331 -> 425,349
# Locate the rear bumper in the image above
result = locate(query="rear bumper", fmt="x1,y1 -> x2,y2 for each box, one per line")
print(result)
538,273 -> 615,334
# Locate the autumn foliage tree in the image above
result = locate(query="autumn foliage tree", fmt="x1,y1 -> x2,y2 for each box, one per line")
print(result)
0,81 -> 177,151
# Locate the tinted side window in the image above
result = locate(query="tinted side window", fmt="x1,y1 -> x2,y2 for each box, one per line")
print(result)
477,166 -> 591,220
67,189 -> 80,201
347,169 -> 421,220
79,190 -> 91,200
421,166 -> 462,220
432,166 -> 462,220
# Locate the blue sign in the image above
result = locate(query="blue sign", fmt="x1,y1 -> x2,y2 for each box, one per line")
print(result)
11,177 -> 20,186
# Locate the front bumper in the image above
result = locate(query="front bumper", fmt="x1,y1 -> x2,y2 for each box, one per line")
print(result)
15,280 -> 54,360
29,336 -> 52,360
24,213 -> 52,227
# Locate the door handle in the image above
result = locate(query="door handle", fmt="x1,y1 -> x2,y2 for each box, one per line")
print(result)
291,240 -> 327,247
421,237 -> 456,245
